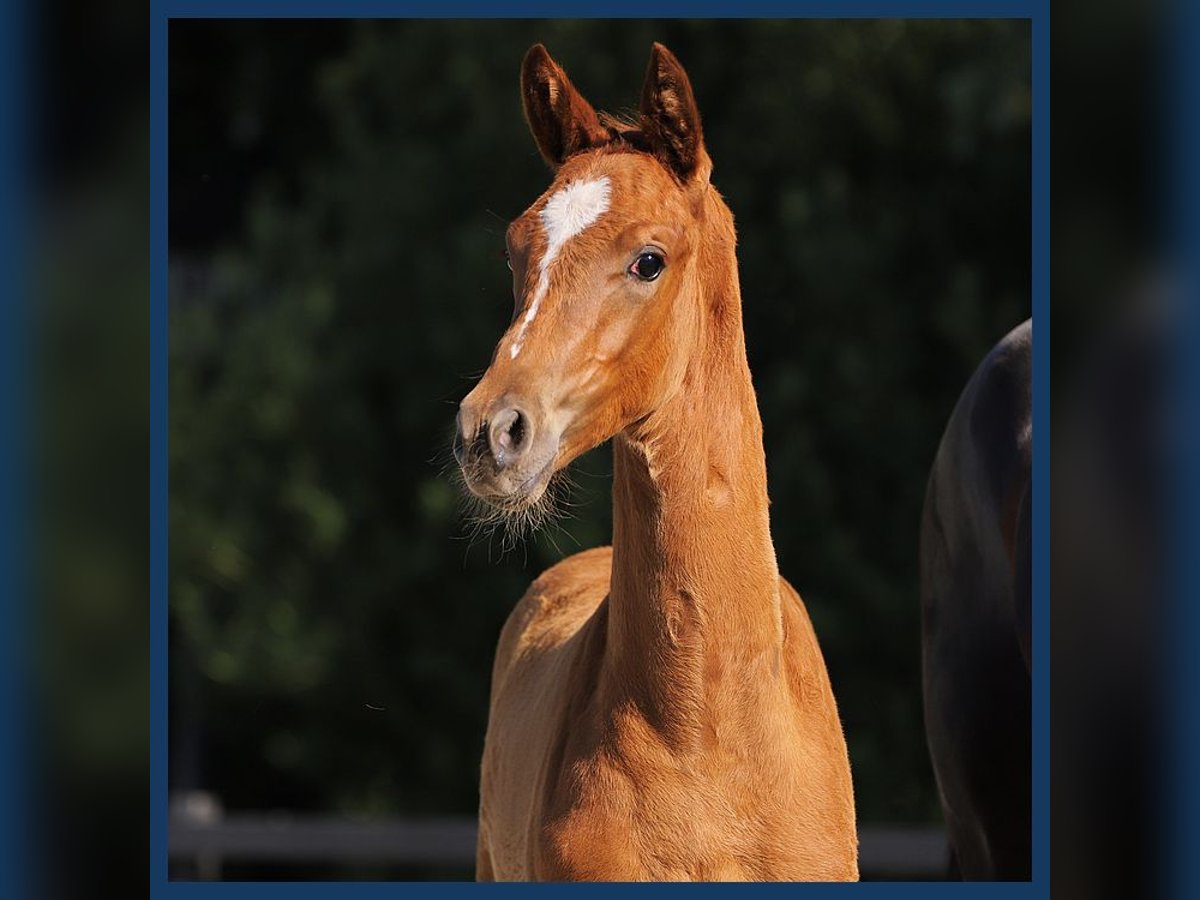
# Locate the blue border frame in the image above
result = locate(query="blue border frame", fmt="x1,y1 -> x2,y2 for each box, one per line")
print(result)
0,0 -> 26,896
150,3 -> 1049,895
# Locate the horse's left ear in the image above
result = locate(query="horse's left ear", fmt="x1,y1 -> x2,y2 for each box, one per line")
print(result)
639,43 -> 709,184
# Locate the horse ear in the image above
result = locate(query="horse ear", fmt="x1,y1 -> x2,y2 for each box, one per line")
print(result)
520,44 -> 608,170
638,43 -> 708,183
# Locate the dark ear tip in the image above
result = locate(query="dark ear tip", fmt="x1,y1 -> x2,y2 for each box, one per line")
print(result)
522,43 -> 553,73
648,42 -> 681,74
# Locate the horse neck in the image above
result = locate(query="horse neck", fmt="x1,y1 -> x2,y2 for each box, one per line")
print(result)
603,190 -> 784,748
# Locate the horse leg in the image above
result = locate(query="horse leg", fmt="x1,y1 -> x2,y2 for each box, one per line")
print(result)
475,827 -> 495,882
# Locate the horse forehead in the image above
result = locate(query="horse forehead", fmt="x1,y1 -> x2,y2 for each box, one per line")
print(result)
538,175 -> 613,252
512,156 -> 680,246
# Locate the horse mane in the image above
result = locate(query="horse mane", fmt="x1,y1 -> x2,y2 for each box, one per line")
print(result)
597,111 -> 655,155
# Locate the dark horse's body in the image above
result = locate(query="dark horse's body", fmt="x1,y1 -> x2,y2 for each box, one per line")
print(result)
920,320 -> 1031,880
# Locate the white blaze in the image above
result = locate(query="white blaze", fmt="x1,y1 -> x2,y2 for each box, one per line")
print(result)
510,176 -> 611,358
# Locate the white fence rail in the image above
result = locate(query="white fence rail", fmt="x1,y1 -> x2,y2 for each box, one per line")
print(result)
168,793 -> 948,880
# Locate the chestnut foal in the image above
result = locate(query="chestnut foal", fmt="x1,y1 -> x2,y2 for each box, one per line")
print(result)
454,43 -> 857,881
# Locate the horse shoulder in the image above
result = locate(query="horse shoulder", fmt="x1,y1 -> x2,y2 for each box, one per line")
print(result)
777,578 -> 836,711
490,545 -> 613,693
776,576 -> 860,877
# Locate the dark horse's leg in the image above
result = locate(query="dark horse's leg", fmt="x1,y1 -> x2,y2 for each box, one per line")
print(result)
945,847 -> 961,881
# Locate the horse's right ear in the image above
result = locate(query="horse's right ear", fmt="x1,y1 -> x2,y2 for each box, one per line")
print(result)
520,44 -> 608,170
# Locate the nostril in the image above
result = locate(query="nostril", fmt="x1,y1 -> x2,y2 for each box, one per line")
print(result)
507,411 -> 526,450
488,407 -> 529,467
455,406 -> 490,468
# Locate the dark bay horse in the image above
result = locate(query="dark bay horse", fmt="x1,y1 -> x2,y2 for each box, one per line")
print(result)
920,319 -> 1032,880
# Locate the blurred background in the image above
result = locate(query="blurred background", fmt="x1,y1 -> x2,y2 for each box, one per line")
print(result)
165,19 -> 1030,881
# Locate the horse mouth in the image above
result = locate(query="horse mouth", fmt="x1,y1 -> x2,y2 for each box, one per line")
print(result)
460,455 -> 555,511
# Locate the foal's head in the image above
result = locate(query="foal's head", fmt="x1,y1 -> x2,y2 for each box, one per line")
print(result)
456,43 -> 729,515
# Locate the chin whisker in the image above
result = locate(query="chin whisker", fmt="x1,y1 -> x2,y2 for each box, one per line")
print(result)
455,466 -> 576,559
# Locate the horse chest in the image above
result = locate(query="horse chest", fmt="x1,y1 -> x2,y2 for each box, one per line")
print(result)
538,801 -> 760,881
533,748 -> 792,881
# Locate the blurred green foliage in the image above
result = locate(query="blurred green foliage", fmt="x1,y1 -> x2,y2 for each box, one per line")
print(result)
168,19 -> 1029,831
38,119 -> 151,893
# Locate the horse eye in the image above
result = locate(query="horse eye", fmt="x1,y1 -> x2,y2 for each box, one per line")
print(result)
631,251 -> 665,281
503,250 -> 513,272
